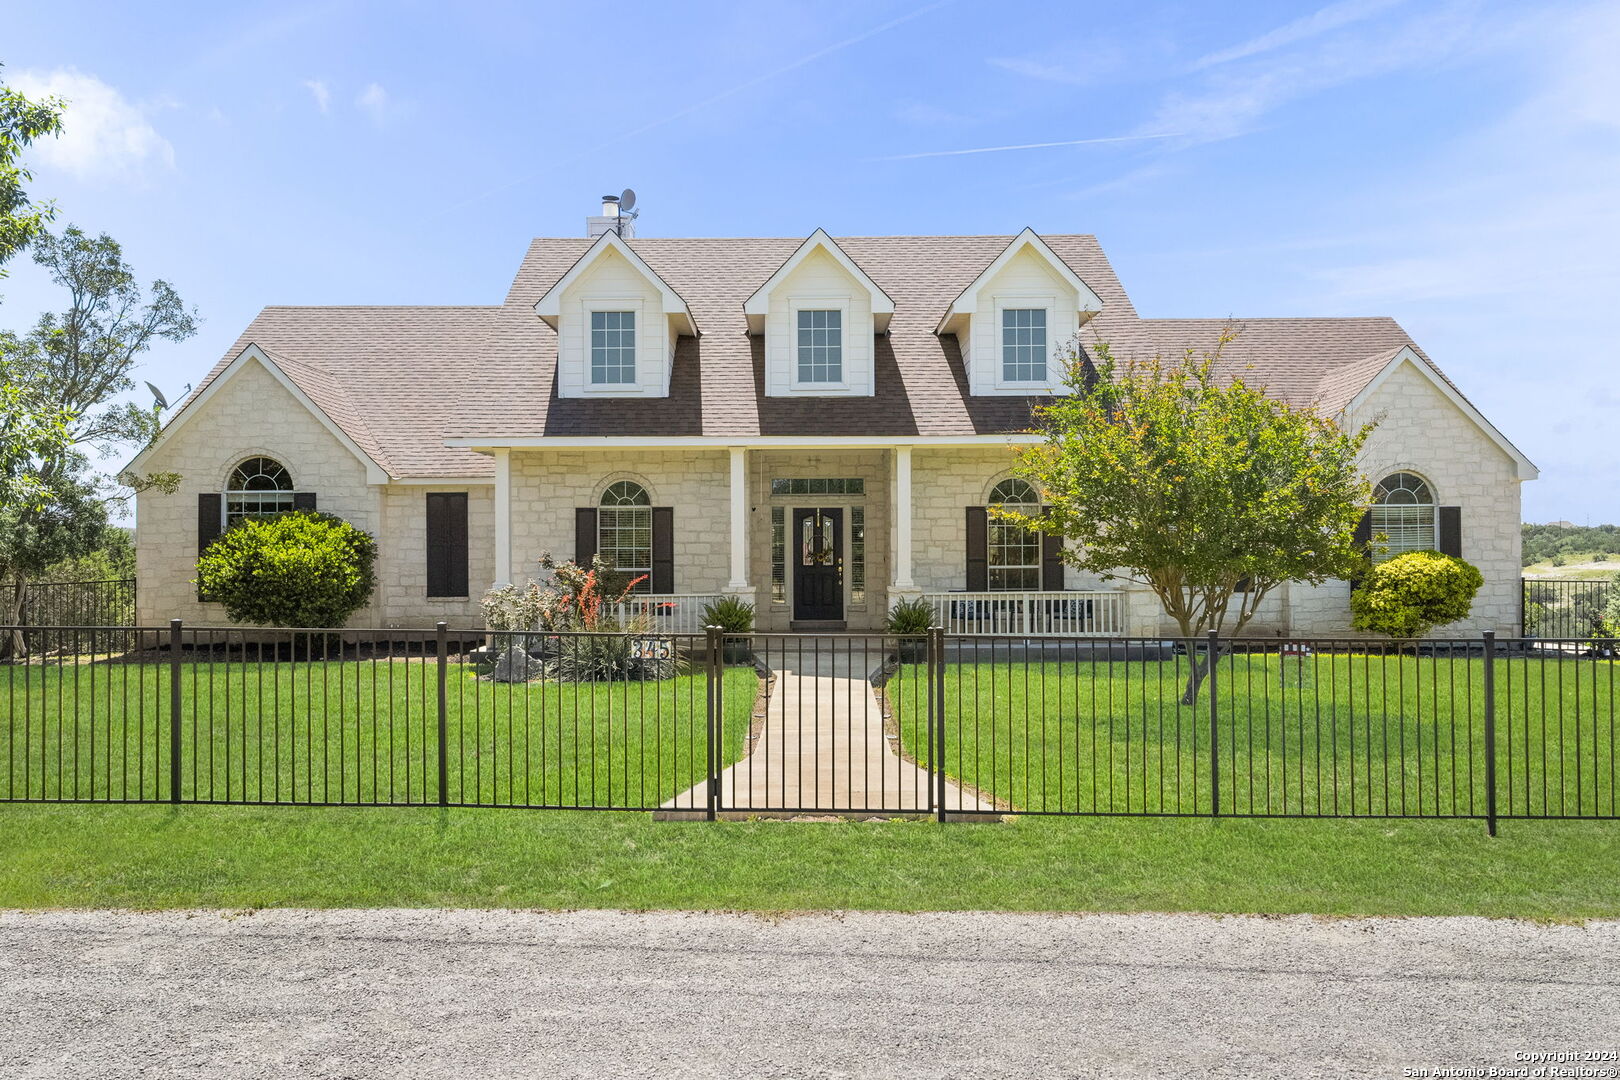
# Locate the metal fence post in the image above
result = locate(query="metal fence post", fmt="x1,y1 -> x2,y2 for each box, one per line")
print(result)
436,622 -> 449,807
169,618 -> 183,803
931,626 -> 947,823
706,625 -> 722,821
1207,629 -> 1220,819
1483,630 -> 1498,837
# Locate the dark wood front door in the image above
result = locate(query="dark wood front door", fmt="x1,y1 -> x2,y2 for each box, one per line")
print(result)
792,507 -> 843,621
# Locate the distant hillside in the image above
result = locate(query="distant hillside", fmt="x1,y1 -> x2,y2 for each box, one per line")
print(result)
1522,523 -> 1620,566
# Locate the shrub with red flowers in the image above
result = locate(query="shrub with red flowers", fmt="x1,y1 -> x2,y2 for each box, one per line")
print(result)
482,553 -> 675,681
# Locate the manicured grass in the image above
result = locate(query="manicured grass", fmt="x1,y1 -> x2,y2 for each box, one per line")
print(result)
892,650 -> 1620,819
2,661 -> 758,809
0,804 -> 1616,918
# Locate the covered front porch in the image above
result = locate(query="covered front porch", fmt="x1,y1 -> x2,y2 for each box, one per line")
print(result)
461,437 -> 1132,637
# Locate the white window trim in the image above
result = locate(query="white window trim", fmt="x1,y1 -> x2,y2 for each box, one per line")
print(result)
787,297 -> 853,393
582,298 -> 645,397
993,295 -> 1058,392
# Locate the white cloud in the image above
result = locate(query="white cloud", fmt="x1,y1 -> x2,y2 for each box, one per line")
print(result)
10,68 -> 174,180
303,79 -> 331,113
1191,0 -> 1408,69
987,40 -> 1129,86
356,82 -> 389,122
1140,4 -> 1477,145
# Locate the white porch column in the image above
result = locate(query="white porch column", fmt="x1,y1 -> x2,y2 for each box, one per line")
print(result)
726,446 -> 750,591
493,447 -> 512,587
892,445 -> 916,591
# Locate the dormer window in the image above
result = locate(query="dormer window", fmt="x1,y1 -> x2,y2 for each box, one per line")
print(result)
936,229 -> 1103,397
1001,308 -> 1047,383
797,309 -> 843,384
744,230 -> 893,398
531,230 -> 696,400
590,310 -> 636,385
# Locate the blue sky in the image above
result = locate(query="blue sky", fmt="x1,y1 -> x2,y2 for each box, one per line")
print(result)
5,0 -> 1617,524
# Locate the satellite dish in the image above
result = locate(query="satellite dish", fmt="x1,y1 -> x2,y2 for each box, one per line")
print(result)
145,381 -> 169,410
619,188 -> 637,213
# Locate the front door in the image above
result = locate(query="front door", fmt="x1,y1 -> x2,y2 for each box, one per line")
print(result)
792,507 -> 844,621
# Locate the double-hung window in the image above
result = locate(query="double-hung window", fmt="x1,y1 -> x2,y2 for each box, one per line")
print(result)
590,310 -> 636,385
1001,308 -> 1047,383
796,309 -> 843,384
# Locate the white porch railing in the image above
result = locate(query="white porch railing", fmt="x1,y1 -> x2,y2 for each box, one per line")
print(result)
921,591 -> 1127,637
607,594 -> 726,636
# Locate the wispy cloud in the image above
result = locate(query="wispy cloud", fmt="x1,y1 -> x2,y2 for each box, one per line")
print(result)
302,79 -> 330,113
356,82 -> 389,123
1192,0 -> 1408,69
10,68 -> 174,180
872,132 -> 1183,161
987,40 -> 1129,86
1140,3 -> 1477,145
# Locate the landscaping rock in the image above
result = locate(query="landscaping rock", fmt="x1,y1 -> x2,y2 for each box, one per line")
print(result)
489,647 -> 538,683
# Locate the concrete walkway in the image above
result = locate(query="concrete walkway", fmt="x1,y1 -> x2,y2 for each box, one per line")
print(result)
664,636 -> 995,816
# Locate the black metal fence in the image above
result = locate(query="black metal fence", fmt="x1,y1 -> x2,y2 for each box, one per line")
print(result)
18,579 -> 136,639
3,622 -> 1617,833
1523,578 -> 1616,639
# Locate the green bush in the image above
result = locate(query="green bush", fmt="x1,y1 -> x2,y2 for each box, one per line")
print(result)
702,596 -> 755,633
885,597 -> 937,636
1349,550 -> 1483,639
195,511 -> 377,628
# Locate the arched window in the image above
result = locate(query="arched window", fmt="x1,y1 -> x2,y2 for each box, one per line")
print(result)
226,457 -> 294,528
988,478 -> 1041,591
1371,472 -> 1436,559
598,480 -> 652,590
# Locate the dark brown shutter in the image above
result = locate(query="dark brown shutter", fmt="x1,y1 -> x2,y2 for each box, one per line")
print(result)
425,492 -> 469,598
198,493 -> 222,553
1040,509 -> 1064,590
966,506 -> 988,591
197,493 -> 222,601
651,506 -> 674,594
1350,510 -> 1373,590
1438,506 -> 1462,557
575,508 -> 597,564
292,492 -> 317,512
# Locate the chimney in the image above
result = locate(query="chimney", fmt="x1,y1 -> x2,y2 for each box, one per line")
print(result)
586,194 -> 634,239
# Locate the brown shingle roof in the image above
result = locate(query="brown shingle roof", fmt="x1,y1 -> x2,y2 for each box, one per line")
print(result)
175,234 -> 1449,478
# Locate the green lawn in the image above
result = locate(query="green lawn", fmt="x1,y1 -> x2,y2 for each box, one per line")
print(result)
1,804 -> 1616,918
892,650 -> 1620,820
2,661 -> 758,809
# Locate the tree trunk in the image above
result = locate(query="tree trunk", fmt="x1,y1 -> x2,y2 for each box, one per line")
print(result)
1180,638 -> 1223,706
0,579 -> 27,660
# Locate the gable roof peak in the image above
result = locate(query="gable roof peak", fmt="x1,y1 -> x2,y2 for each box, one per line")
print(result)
936,227 -> 1105,334
742,229 -> 896,329
532,229 -> 698,335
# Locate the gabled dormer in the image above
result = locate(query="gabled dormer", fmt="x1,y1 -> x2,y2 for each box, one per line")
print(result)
533,230 -> 697,398
936,228 -> 1103,396
744,230 -> 895,398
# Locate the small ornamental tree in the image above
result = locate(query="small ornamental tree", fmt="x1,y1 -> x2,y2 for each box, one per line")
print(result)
195,511 -> 377,628
1004,332 -> 1375,703
1349,550 -> 1483,641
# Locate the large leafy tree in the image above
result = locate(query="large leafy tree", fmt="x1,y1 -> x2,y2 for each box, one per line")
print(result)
1005,332 -> 1374,701
0,227 -> 196,649
0,63 -> 64,276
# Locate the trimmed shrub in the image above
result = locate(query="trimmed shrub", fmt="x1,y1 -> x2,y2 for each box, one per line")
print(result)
1350,550 -> 1483,640
195,511 -> 377,628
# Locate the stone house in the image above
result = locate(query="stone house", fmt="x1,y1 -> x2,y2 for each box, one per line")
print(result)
128,198 -> 1536,637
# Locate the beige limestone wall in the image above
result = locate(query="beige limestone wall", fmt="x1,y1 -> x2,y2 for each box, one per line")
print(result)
375,485 -> 495,627
134,357 -> 379,626
506,449 -> 732,593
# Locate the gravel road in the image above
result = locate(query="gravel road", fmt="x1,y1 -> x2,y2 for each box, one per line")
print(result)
2,909 -> 1616,1079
